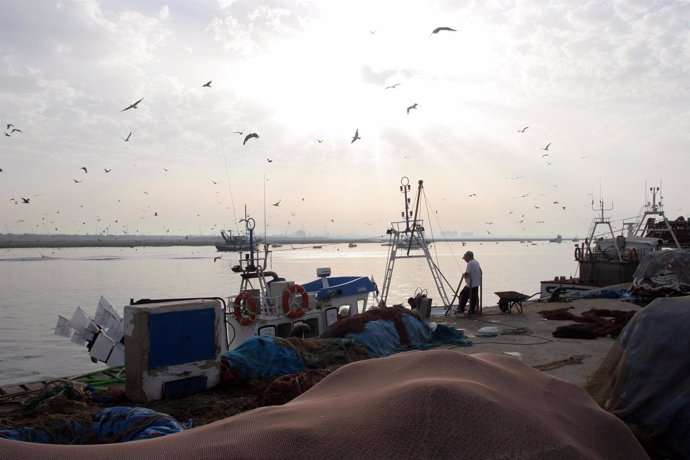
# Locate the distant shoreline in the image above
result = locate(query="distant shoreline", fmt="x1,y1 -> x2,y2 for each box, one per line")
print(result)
0,233 -> 565,249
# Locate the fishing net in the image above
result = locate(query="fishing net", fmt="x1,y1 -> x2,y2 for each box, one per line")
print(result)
631,249 -> 690,299
538,308 -> 637,339
0,350 -> 649,459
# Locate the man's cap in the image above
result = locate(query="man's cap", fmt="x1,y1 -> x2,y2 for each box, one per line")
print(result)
463,251 -> 473,258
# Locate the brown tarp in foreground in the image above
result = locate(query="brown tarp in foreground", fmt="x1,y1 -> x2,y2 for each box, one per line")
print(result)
0,350 -> 648,460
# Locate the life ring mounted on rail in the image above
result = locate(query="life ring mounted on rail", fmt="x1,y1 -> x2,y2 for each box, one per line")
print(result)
233,290 -> 257,326
282,284 -> 309,319
574,247 -> 582,261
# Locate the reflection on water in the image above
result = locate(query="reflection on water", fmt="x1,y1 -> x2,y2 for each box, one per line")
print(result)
0,242 -> 578,385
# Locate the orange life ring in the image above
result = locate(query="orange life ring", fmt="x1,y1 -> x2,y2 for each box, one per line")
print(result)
282,284 -> 309,319
574,247 -> 582,261
233,290 -> 257,326
629,248 -> 638,262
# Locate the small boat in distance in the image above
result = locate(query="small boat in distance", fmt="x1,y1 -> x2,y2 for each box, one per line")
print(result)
548,234 -> 562,243
215,229 -> 250,252
348,242 -> 357,248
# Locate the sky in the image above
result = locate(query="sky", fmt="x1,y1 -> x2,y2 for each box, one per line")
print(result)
1,0 -> 689,239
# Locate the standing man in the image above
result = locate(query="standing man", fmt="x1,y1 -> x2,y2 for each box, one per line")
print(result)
456,250 -> 482,316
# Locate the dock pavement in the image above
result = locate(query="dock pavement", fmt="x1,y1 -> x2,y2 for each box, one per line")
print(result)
429,296 -> 641,388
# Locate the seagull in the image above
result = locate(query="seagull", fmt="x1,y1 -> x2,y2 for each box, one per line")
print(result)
518,127 -> 528,133
351,128 -> 361,144
541,142 -> 551,150
122,132 -> 132,142
81,167 -> 88,173
431,26 -> 456,34
273,200 -> 281,206
104,168 -> 111,173
202,80 -> 212,87
4,133 -> 10,137
213,256 -> 221,262
317,139 -> 323,143
73,179 -> 82,183
243,132 -> 259,145
6,124 -> 13,130
541,153 -> 549,158
121,97 -> 144,112
21,197 -> 30,204
385,83 -> 400,90
10,128 -> 22,133
267,158 -> 273,163
234,131 -> 243,135
406,103 -> 418,114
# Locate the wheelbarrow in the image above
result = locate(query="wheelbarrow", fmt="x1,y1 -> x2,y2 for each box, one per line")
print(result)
494,291 -> 539,314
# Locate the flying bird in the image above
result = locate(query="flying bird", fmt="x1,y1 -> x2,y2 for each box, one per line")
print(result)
541,142 -> 551,150
351,128 -> 361,144
267,158 -> 273,163
73,179 -> 82,183
406,103 -> 418,114
81,167 -> 88,173
234,131 -> 243,135
541,153 -> 549,158
431,26 -> 457,34
214,256 -> 221,262
10,128 -> 21,133
273,200 -> 281,206
202,80 -> 212,87
385,83 -> 400,90
122,132 -> 132,142
316,139 -> 323,143
243,132 -> 259,145
121,97 -> 144,112
104,168 -> 111,173
6,124 -> 13,130
518,127 -> 528,133
4,133 -> 10,137
21,197 -> 30,204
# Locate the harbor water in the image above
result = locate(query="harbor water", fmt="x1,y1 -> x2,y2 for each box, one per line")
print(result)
0,241 -> 578,386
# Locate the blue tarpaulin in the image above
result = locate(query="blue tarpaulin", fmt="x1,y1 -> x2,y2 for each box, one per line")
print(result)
0,407 -> 185,444
221,336 -> 305,381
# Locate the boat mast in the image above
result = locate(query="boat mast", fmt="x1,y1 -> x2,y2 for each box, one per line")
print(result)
582,198 -> 623,262
380,177 -> 451,307
632,186 -> 682,249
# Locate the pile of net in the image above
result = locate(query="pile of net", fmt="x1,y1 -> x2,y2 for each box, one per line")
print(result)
586,295 -> 690,459
0,350 -> 648,459
631,249 -> 690,300
323,305 -> 471,356
537,307 -> 637,339
0,406 -> 184,444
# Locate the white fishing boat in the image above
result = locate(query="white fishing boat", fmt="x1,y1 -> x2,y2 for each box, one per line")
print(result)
223,218 -> 378,349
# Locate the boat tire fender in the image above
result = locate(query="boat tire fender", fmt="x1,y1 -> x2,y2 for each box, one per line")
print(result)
282,284 -> 309,319
233,290 -> 257,326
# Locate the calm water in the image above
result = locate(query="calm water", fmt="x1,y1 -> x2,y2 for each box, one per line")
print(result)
0,241 -> 578,386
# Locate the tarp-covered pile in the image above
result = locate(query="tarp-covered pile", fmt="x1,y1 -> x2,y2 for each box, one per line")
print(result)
586,295 -> 690,459
0,350 -> 649,459
632,249 -> 690,299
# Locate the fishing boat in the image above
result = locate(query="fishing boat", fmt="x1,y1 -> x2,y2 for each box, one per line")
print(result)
540,188 -> 679,299
223,218 -> 377,349
214,229 -> 249,252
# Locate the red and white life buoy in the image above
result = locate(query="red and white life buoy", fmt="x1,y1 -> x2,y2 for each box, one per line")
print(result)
574,247 -> 582,261
233,290 -> 257,326
282,284 -> 309,319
